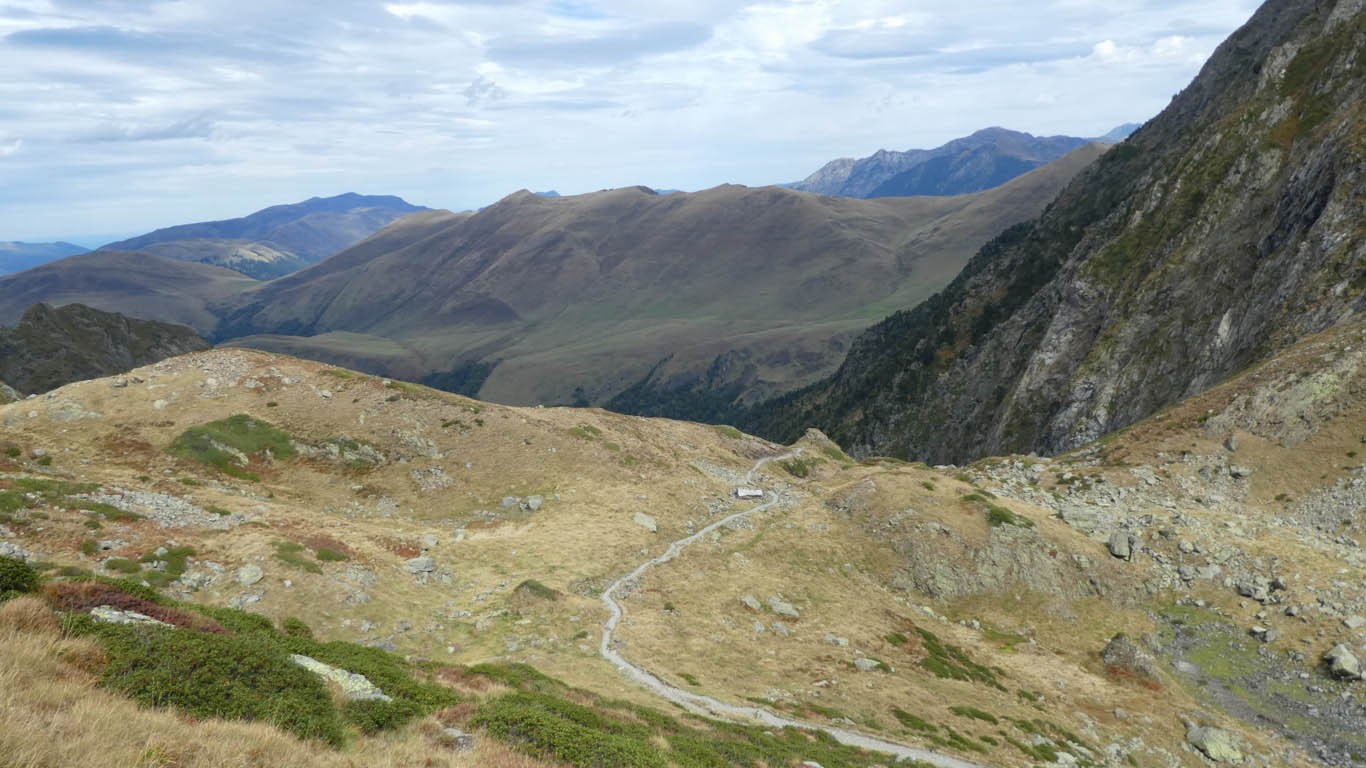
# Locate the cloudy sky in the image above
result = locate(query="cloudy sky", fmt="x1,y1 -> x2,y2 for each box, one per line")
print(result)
0,0 -> 1261,244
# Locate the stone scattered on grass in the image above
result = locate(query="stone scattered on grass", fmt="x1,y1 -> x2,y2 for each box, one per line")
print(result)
289,654 -> 392,701
91,605 -> 174,628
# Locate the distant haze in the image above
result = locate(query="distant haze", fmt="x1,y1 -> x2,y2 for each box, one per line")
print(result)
0,1 -> 1260,241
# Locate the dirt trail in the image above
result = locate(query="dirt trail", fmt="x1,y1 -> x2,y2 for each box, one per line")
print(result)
598,452 -> 991,768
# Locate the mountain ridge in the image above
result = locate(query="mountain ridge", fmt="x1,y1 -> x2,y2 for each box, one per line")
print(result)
98,193 -> 428,279
790,127 -> 1103,199
748,0 -> 1365,463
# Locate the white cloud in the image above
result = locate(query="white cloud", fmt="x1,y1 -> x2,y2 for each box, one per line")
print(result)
0,0 -> 1263,241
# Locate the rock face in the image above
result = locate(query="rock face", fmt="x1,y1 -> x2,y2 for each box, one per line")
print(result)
751,0 -> 1366,463
0,303 -> 209,395
0,381 -> 19,404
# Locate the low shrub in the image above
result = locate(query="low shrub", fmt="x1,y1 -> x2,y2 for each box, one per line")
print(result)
0,555 -> 40,594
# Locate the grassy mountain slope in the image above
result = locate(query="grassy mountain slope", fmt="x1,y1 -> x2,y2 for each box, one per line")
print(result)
1,324 -> 1362,765
792,128 -> 1089,199
217,147 -> 1103,408
0,241 -> 89,276
0,251 -> 257,335
100,194 -> 427,279
0,303 -> 209,395
751,0 -> 1365,463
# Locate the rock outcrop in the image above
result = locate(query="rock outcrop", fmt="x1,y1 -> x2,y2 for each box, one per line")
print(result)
0,303 -> 209,395
751,0 -> 1365,463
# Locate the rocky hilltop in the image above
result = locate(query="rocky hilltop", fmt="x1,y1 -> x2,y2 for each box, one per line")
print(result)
753,0 -> 1365,463
0,303 -> 209,395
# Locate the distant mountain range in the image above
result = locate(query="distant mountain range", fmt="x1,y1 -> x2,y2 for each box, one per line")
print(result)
0,145 -> 1102,408
790,125 -> 1139,199
97,193 -> 427,279
0,241 -> 89,276
213,145 -> 1104,407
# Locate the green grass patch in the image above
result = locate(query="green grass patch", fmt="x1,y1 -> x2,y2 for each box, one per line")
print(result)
779,458 -> 815,478
314,547 -> 349,563
515,579 -> 558,602
916,627 -> 1006,690
677,672 -> 700,687
920,480 -> 936,491
891,707 -> 937,733
985,503 -> 1034,529
274,542 -> 322,574
569,424 -> 602,440
713,425 -> 743,439
822,445 -> 853,463
166,414 -> 296,481
949,705 -> 999,724
884,632 -> 909,646
103,557 -> 142,575
467,676 -> 905,768
139,546 -> 195,578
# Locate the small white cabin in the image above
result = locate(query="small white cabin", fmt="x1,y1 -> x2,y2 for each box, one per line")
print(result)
734,488 -> 764,499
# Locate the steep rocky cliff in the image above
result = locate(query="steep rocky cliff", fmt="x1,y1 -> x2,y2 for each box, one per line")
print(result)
0,303 -> 210,395
752,0 -> 1365,463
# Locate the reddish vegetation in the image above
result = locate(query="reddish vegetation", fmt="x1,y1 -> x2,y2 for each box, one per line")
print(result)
379,537 -> 423,558
435,667 -> 494,693
298,535 -> 354,558
1104,665 -> 1163,691
42,581 -> 229,635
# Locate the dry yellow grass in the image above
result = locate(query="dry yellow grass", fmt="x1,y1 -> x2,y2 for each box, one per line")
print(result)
0,338 -> 1355,767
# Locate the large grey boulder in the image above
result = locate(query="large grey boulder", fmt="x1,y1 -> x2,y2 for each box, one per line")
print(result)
1101,634 -> 1160,683
1325,644 -> 1363,680
1107,531 -> 1135,560
1186,726 -> 1243,763
405,556 -> 436,574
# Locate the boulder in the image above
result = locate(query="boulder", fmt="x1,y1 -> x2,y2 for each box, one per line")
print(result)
633,512 -> 658,533
1107,531 -> 1135,561
405,557 -> 436,574
525,495 -> 544,512
739,594 -> 762,612
1325,644 -> 1363,680
853,658 -> 883,672
1101,634 -> 1161,683
1186,726 -> 1243,763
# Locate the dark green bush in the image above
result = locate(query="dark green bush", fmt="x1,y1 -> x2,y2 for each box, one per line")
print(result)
80,620 -> 346,746
0,555 -> 39,594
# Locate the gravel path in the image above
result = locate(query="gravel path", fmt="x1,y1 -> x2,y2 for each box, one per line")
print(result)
598,452 -> 991,768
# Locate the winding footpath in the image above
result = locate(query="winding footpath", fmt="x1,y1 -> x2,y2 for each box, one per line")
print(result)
599,453 -> 991,768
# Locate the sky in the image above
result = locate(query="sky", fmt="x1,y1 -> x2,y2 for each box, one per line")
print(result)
0,0 -> 1262,244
